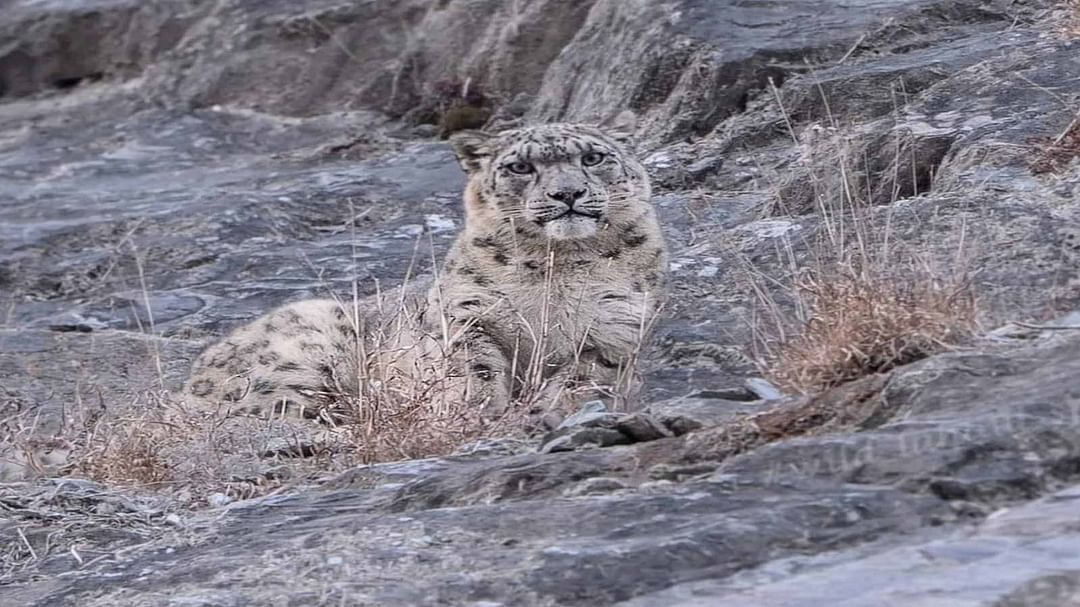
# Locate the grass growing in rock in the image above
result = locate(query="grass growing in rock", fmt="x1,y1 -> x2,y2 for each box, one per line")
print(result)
750,232 -> 978,395
314,282 -> 529,465
70,400 -> 171,487
15,262 -> 651,499
750,107 -> 979,394
763,261 -> 976,393
292,236 -> 649,466
1031,114 -> 1080,175
1064,0 -> 1080,38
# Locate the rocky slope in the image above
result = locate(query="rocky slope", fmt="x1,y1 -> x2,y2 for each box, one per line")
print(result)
2,0 -> 1079,604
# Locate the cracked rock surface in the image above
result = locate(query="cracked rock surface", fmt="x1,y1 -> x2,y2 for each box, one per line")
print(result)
2,0 -> 1080,604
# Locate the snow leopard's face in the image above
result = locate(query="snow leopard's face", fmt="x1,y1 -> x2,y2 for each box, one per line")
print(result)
451,123 -> 651,240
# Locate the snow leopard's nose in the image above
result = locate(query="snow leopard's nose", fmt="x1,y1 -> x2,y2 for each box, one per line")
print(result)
546,188 -> 587,206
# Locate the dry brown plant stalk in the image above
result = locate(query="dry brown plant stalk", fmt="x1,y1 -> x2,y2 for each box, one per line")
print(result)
1065,0 -> 1080,38
1030,115 -> 1080,175
751,84 -> 979,394
288,224 -> 659,466
73,398 -> 172,487
327,263 -> 659,464
765,261 -> 976,393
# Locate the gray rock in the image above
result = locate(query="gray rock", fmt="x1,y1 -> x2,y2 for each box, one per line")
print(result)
555,400 -> 611,430
2,0 -> 1080,604
645,393 -> 777,435
562,476 -> 630,497
7,332 -> 1080,605
745,378 -> 784,401
620,483 -> 1080,606
540,426 -> 629,454
613,413 -> 673,443
541,403 -> 672,453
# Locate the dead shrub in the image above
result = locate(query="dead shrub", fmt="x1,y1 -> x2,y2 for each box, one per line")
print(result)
74,410 -> 171,487
764,261 -> 976,393
321,276 -> 649,464
1064,0 -> 1080,38
749,170 -> 978,394
338,380 -> 508,465
750,86 -> 978,394
1030,115 -> 1080,175
290,227 -> 656,465
23,390 -> 187,489
57,392 -> 312,502
2,389 -> 187,490
331,313 -> 516,464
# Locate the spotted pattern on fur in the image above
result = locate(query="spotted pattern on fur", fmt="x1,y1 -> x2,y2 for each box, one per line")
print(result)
182,122 -> 669,422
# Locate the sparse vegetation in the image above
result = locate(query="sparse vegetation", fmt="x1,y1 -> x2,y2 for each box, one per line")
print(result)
403,77 -> 494,137
763,261 -> 976,393
1064,0 -> 1080,38
0,476 -> 181,580
326,290 -> 525,464
0,189 -> 656,502
1031,115 -> 1080,175
20,276 -> 647,496
314,269 -> 653,464
748,216 -> 979,395
749,94 -> 978,394
72,397 -> 172,487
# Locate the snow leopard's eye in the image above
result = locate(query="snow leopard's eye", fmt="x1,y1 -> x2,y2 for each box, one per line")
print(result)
581,151 -> 606,167
505,161 -> 534,175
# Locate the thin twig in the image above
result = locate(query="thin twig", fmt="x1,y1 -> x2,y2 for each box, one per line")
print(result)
17,527 -> 37,561
1011,321 -> 1080,331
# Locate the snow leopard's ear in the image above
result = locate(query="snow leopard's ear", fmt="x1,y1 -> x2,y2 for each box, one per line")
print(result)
449,130 -> 495,174
599,110 -> 638,149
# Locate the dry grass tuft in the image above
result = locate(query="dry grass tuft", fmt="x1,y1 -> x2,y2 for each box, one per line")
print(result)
1030,115 -> 1080,175
288,275 -> 525,465
319,279 -> 641,464
5,209 -> 654,503
338,386 -> 512,464
297,232 -> 654,466
749,85 -> 980,394
332,319 -> 521,464
73,407 -> 171,487
62,393 -> 315,502
764,262 -> 976,393
750,167 -> 978,395
1064,0 -> 1080,38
